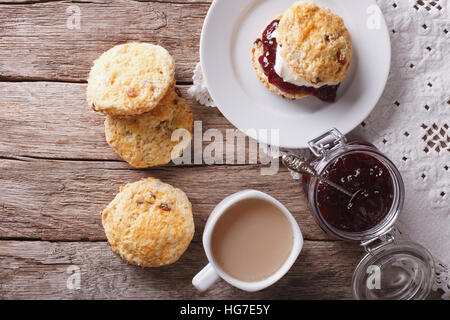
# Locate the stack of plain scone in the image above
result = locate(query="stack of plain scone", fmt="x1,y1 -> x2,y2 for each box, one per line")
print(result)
87,43 -> 194,268
87,42 -> 194,168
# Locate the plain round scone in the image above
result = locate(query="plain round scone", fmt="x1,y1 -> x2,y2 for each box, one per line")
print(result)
87,42 -> 175,117
102,178 -> 195,267
276,1 -> 352,87
104,88 -> 194,168
252,16 -> 309,100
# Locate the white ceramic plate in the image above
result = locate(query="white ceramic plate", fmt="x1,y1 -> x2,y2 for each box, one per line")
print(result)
201,0 -> 391,149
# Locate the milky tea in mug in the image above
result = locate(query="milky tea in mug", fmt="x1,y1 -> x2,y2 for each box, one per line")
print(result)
210,198 -> 294,282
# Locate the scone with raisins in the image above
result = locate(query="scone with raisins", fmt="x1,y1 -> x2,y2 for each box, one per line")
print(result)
87,42 -> 175,117
104,87 -> 193,168
102,178 -> 194,267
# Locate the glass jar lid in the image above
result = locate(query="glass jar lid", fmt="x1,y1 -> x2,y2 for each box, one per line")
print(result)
352,234 -> 435,300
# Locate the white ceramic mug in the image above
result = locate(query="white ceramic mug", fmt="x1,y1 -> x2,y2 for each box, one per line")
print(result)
192,190 -> 303,292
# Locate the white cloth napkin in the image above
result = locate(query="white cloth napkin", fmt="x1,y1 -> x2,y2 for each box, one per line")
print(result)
189,0 -> 450,298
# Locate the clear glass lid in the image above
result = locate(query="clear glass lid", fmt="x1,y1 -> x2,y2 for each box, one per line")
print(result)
352,235 -> 435,300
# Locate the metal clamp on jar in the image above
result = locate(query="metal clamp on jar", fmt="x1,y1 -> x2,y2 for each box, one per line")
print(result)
283,128 -> 435,300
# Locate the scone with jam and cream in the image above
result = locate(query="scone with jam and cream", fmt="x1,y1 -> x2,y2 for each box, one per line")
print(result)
252,0 -> 352,102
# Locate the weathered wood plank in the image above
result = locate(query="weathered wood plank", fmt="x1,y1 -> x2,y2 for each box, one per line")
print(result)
0,0 -> 213,3
0,240 -> 361,300
0,0 -> 209,82
0,82 -> 260,162
0,158 -> 330,241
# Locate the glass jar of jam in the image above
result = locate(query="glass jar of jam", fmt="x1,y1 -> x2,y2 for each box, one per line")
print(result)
294,129 -> 435,300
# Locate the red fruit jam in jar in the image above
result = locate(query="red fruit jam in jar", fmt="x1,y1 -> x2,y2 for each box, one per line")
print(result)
315,152 -> 394,233
294,130 -> 434,301
303,130 -> 404,241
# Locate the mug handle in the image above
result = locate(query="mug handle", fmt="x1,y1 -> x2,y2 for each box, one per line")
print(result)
192,263 -> 219,292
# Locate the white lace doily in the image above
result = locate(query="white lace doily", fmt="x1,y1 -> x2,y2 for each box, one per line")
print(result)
189,0 -> 450,299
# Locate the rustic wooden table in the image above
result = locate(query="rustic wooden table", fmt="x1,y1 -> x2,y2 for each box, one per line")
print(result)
0,0 -> 441,300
